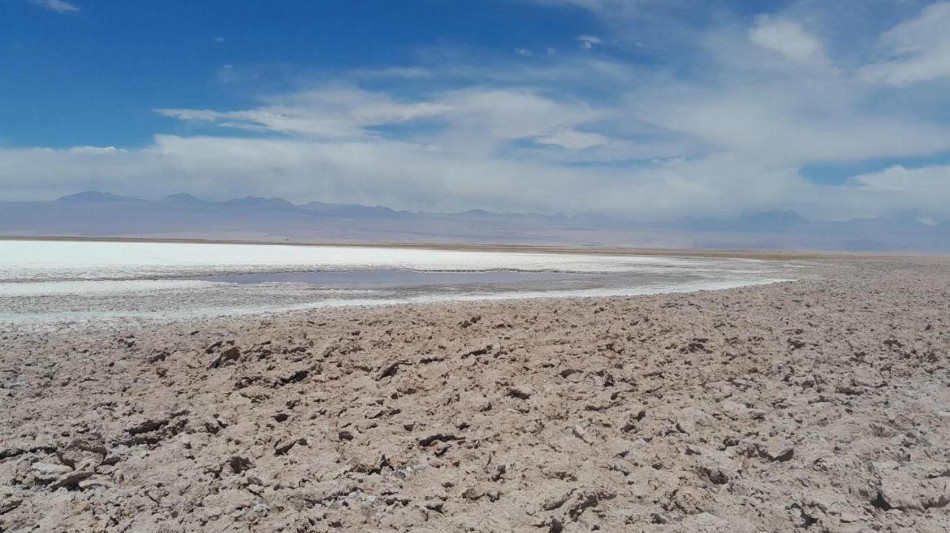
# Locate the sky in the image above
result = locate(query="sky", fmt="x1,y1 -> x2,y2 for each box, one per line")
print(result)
2,0 -> 950,222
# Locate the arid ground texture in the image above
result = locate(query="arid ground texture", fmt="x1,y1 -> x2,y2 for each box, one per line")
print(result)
1,255 -> 949,532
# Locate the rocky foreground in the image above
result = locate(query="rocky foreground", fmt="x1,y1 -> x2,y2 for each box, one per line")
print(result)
1,256 -> 949,532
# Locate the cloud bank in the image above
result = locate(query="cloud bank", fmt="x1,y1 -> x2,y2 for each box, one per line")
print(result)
3,1 -> 950,223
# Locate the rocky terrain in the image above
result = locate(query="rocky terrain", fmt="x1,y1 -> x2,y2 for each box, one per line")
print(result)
1,255 -> 949,532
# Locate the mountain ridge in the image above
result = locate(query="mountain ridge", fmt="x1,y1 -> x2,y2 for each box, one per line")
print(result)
1,191 -> 943,252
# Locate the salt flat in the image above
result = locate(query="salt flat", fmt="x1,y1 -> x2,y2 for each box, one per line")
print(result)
0,240 -> 716,281
0,240 -> 793,327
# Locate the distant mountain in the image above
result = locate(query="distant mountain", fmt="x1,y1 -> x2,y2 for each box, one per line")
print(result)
161,193 -> 208,205
221,196 -> 296,210
1,191 -> 948,252
301,201 -> 406,219
735,210 -> 811,229
57,191 -> 145,203
677,210 -> 810,232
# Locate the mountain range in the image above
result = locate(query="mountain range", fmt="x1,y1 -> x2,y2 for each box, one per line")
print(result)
0,191 -> 947,252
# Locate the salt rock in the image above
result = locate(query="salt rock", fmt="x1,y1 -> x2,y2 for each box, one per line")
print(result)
693,448 -> 739,485
676,408 -> 715,434
31,462 -> 71,482
876,469 -> 948,511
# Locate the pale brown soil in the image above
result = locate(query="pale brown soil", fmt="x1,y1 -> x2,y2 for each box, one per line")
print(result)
1,256 -> 949,532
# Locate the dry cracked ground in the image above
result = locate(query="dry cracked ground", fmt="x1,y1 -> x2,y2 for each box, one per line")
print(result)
1,256 -> 949,532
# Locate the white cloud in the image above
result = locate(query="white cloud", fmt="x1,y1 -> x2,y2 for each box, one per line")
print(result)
2,132 -> 949,221
860,2 -> 950,86
440,89 -> 603,140
632,82 -> 950,164
29,0 -> 79,13
749,16 -> 823,64
578,35 -> 602,50
844,165 -> 950,215
158,88 -> 454,138
532,0 -> 653,18
156,109 -> 224,123
159,87 -> 607,153
0,137 -> 796,218
853,165 -> 950,195
535,129 -> 609,149
67,146 -> 125,155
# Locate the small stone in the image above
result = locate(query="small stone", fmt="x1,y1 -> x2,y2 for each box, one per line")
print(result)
31,462 -> 72,482
542,490 -> 574,511
572,425 -> 594,445
50,470 -> 94,490
274,439 -> 298,456
57,436 -> 107,468
568,490 -> 615,519
147,350 -> 169,364
376,361 -> 401,381
78,478 -> 114,490
759,440 -> 795,462
875,469 -> 937,511
508,386 -> 532,400
676,408 -> 715,435
208,346 -> 241,369
694,449 -> 737,485
722,400 -> 750,418
839,513 -> 860,523
204,417 -> 227,434
226,456 -> 253,475
491,464 -> 507,482
0,498 -> 23,515
462,487 -> 485,501
126,418 -> 169,435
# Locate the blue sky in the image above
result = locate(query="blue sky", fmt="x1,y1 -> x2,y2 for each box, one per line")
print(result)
3,0 -> 950,221
1,0 -> 591,147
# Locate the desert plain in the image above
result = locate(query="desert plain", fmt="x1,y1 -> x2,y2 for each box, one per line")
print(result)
1,253 -> 949,532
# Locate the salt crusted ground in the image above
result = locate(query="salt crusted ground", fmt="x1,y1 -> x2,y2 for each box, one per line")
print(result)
1,255 -> 948,532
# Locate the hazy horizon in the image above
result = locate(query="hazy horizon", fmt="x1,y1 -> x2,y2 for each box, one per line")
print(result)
6,188 -> 950,225
3,188 -> 949,252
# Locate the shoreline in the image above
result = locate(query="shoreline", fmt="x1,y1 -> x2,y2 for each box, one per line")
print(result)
0,277 -> 799,333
